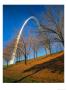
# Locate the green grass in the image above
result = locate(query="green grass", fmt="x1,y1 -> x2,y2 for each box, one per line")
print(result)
3,76 -> 15,83
3,75 -> 40,83
20,77 -> 40,83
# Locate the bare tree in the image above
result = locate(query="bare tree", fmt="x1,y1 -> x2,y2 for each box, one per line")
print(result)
38,32 -> 52,54
40,6 -> 64,46
3,45 -> 12,67
15,37 -> 30,64
35,6 -> 64,54
28,31 -> 41,59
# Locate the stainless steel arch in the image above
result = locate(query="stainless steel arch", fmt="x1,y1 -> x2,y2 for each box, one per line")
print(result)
9,16 -> 40,64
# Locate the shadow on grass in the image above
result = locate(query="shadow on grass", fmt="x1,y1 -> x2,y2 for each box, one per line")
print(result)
13,55 -> 64,83
24,55 -> 64,73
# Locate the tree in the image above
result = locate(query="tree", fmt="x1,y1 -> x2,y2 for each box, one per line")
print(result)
16,37 -> 30,64
28,31 -> 41,59
3,45 -> 12,67
38,32 -> 52,54
40,6 -> 64,46
36,6 -> 64,54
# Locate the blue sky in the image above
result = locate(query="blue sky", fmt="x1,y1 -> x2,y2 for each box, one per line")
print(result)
3,5 -> 64,47
3,5 -> 46,47
3,5 -> 64,49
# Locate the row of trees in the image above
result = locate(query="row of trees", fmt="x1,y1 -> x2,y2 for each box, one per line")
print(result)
3,34 -> 41,66
3,6 -> 64,66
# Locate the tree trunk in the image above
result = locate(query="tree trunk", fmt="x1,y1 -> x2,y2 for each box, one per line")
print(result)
24,47 -> 27,64
62,40 -> 64,46
34,48 -> 36,59
45,48 -> 47,55
46,48 -> 50,54
48,40 -> 52,54
7,61 -> 8,67
25,54 -> 27,64
35,51 -> 37,58
19,52 -> 20,62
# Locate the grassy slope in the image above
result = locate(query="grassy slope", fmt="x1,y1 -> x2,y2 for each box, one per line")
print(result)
3,51 -> 64,83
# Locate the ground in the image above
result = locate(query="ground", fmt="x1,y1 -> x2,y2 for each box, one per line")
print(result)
3,51 -> 64,83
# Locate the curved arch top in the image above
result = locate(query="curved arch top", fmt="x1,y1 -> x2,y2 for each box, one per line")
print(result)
9,16 -> 40,64
18,16 -> 40,42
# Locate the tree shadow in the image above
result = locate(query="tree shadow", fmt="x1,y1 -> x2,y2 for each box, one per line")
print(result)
13,70 -> 38,83
24,55 -> 64,73
13,55 -> 64,82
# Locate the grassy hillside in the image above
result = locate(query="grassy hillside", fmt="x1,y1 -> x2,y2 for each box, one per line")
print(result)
3,51 -> 64,83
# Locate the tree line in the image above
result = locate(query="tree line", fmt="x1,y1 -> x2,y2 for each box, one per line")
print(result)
3,6 -> 64,67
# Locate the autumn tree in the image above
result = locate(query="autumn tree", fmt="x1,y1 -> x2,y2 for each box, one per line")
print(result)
3,44 -> 13,67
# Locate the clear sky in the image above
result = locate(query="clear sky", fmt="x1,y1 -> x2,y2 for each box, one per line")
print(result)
3,5 -> 46,47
